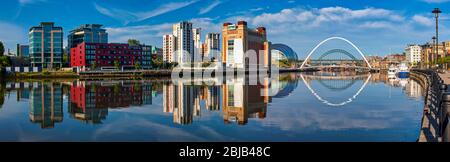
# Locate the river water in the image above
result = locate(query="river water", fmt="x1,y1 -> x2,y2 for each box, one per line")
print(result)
0,72 -> 425,142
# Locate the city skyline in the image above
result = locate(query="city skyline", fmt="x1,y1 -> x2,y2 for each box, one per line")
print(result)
0,0 -> 449,57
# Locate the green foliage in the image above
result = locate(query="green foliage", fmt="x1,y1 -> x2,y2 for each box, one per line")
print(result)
91,62 -> 97,70
134,62 -> 141,70
42,70 -> 51,75
437,56 -> 450,65
0,41 -> 4,56
0,56 -> 11,68
0,82 -> 5,108
128,39 -> 141,46
277,59 -> 292,68
63,51 -> 70,64
114,60 -> 120,70
202,62 -> 212,67
151,57 -> 163,69
113,84 -> 120,94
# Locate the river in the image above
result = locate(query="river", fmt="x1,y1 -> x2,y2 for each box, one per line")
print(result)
0,72 -> 425,142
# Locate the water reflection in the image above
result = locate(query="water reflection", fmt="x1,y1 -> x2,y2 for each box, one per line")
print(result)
6,82 -> 64,128
0,72 -> 428,141
300,71 -> 372,107
69,81 -> 154,124
163,77 -> 269,125
163,83 -> 223,124
29,82 -> 64,129
0,72 -> 426,128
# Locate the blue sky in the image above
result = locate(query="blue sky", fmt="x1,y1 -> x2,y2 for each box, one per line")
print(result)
1,0 -> 450,57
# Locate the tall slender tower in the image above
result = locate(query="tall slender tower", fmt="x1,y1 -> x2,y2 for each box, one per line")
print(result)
172,21 -> 194,63
192,28 -> 202,62
163,34 -> 176,63
205,33 -> 220,61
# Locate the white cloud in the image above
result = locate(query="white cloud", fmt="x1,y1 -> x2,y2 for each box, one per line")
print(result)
134,0 -> 199,22
103,5 -> 450,56
249,7 -> 404,28
221,6 -> 450,56
94,3 -> 136,25
94,0 -> 199,25
358,21 -> 395,29
199,0 -> 222,15
226,7 -> 265,16
421,0 -> 450,3
412,15 -> 434,26
18,0 -> 46,5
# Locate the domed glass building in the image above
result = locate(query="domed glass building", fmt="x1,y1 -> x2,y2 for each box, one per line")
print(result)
271,44 -> 298,67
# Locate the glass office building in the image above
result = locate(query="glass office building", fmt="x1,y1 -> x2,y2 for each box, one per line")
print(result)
67,24 -> 108,53
29,22 -> 63,69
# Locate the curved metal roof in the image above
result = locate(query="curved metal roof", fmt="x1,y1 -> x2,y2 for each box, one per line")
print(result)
271,44 -> 298,61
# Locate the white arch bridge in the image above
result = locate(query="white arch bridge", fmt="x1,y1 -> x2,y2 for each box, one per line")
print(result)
297,37 -> 377,71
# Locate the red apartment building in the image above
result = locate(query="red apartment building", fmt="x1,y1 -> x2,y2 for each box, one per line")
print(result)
71,42 -> 152,72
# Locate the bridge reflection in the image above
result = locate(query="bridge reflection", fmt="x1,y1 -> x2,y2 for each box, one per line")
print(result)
300,72 -> 372,107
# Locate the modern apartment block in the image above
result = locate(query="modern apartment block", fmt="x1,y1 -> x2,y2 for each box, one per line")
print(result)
405,44 -> 422,65
222,21 -> 271,70
163,34 -> 176,63
193,28 -> 202,61
70,42 -> 152,72
205,33 -> 220,61
172,21 -> 194,63
29,22 -> 63,69
67,24 -> 108,54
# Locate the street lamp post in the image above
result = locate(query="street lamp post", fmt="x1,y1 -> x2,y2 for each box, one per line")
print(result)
432,36 -> 436,68
432,8 -> 442,69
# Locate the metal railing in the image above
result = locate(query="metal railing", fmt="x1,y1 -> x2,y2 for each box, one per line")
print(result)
412,69 -> 450,142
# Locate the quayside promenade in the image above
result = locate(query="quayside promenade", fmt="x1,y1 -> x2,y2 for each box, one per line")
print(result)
413,70 -> 450,142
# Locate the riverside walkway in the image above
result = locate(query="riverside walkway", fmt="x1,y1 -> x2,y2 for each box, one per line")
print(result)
438,72 -> 450,84
415,70 -> 450,142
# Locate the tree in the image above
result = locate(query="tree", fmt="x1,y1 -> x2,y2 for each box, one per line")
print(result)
0,41 -> 4,56
0,82 -> 5,109
114,60 -> 120,70
134,62 -> 141,70
91,61 -> 97,70
128,39 -> 140,46
0,56 -> 11,68
63,49 -> 70,67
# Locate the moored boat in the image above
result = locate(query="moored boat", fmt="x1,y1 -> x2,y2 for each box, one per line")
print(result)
397,63 -> 409,78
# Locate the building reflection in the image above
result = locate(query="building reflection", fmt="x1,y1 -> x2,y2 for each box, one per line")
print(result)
222,77 -> 269,125
163,76 -> 271,125
405,80 -> 423,99
369,72 -> 425,99
163,83 -> 217,125
0,73 -> 299,127
69,81 -> 153,124
29,82 -> 63,129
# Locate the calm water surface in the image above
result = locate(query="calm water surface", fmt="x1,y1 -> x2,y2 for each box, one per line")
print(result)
0,72 -> 425,142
